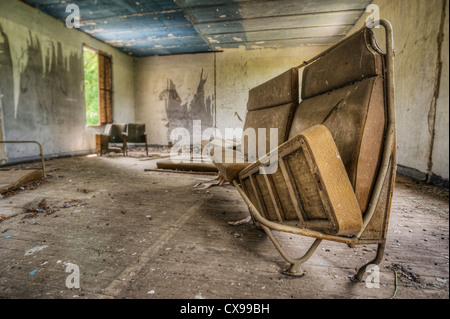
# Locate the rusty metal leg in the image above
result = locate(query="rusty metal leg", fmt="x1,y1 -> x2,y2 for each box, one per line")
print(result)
262,225 -> 322,276
353,243 -> 386,282
0,141 -> 46,177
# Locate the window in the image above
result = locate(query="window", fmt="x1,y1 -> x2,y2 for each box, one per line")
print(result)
83,46 -> 113,125
98,53 -> 113,124
83,47 -> 99,125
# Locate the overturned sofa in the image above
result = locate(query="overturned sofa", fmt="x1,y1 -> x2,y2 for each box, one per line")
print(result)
208,20 -> 397,280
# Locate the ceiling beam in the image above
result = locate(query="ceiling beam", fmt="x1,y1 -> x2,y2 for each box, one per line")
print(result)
174,0 -> 212,48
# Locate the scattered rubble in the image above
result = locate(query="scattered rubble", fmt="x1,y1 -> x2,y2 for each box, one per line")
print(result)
0,178 -> 47,198
62,199 -> 85,208
388,263 -> 424,289
23,199 -> 56,218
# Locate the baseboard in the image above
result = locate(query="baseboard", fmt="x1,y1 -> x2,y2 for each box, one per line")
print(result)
0,149 -> 94,167
397,164 -> 449,189
429,173 -> 449,189
396,165 -> 427,181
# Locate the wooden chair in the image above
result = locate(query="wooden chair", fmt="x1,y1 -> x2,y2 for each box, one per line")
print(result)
123,123 -> 148,157
98,123 -> 127,156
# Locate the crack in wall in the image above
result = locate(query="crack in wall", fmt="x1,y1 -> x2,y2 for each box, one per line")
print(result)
426,0 -> 447,183
0,23 -> 12,162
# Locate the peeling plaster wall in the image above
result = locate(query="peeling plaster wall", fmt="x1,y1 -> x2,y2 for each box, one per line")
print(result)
134,53 -> 215,145
135,45 -> 326,145
0,0 -> 135,162
347,0 -> 449,185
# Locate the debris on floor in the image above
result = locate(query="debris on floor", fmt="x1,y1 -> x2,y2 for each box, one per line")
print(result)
0,178 -> 47,198
24,199 -> 56,218
387,263 -> 424,289
25,245 -> 48,256
193,180 -> 220,190
228,215 -> 252,225
62,199 -> 85,208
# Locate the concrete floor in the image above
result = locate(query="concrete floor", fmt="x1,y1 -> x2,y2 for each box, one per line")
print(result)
0,149 -> 448,299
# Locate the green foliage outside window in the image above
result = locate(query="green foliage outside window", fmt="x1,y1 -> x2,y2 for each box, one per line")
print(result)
84,48 -> 99,125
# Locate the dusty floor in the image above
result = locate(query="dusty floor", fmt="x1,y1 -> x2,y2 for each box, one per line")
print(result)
0,148 -> 448,299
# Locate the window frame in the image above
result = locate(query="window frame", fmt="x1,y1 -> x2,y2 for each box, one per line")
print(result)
82,45 -> 113,127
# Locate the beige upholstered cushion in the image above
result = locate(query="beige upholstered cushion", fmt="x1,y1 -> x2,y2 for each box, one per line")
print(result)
242,102 -> 297,160
247,68 -> 299,111
211,67 -> 300,182
238,125 -> 363,235
289,76 -> 386,213
301,29 -> 384,99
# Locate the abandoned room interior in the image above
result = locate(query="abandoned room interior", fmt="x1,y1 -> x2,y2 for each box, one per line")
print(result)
0,0 -> 448,302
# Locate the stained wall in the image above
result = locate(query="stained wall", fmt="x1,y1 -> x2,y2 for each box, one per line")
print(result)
0,0 -> 135,162
348,0 -> 449,185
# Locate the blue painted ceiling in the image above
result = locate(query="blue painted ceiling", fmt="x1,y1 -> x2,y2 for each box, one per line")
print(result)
22,0 -> 372,56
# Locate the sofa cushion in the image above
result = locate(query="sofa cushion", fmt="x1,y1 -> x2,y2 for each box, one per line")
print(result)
242,102 -> 297,160
210,67 -> 299,182
247,68 -> 299,111
238,125 -> 363,235
289,76 -> 386,213
301,28 -> 384,99
210,100 -> 296,183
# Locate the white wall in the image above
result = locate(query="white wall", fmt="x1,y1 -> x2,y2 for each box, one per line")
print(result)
432,0 -> 449,182
0,0 -> 135,161
348,0 -> 449,184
